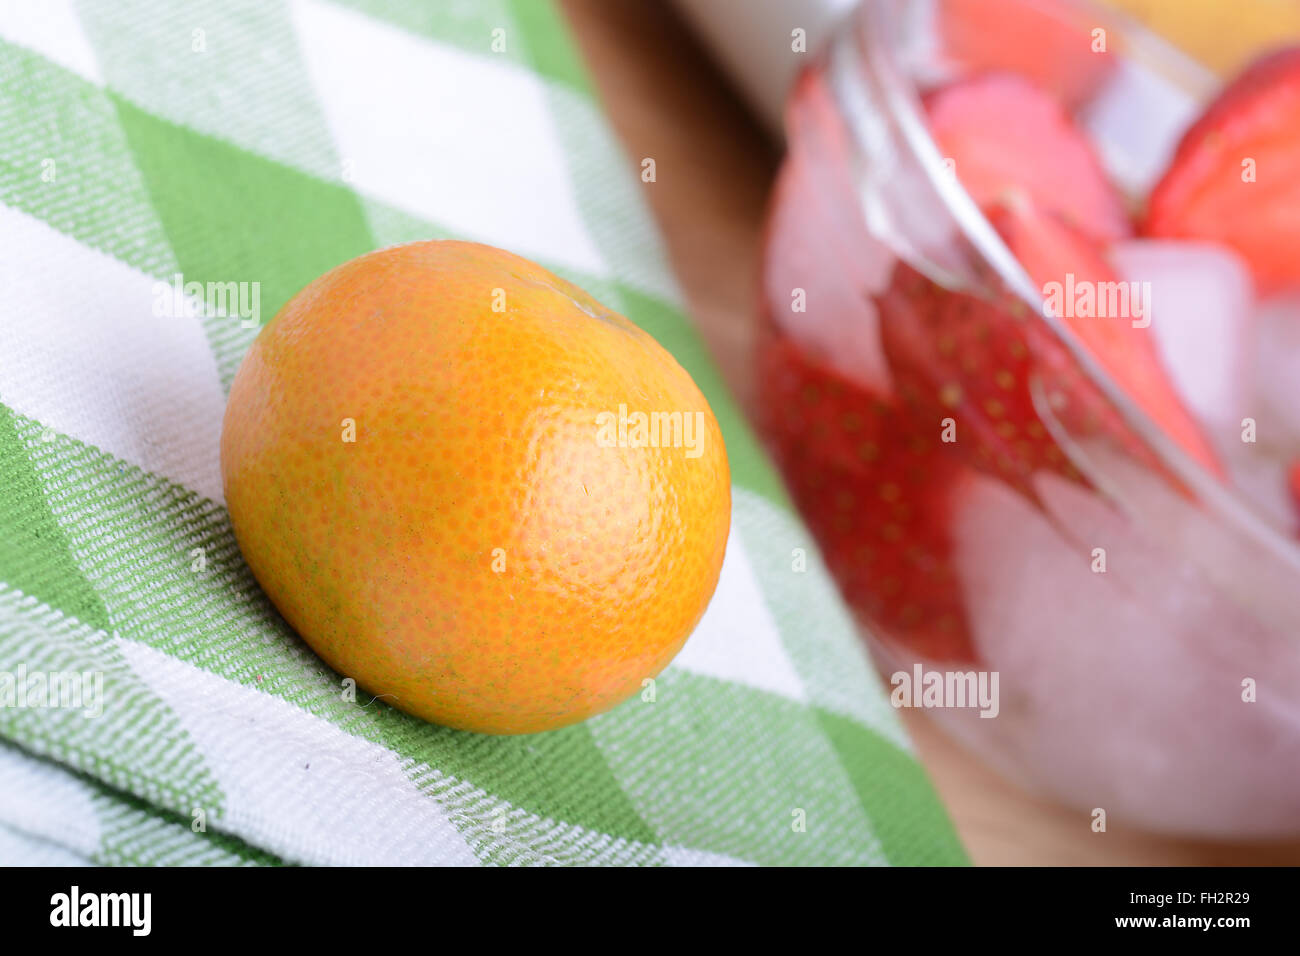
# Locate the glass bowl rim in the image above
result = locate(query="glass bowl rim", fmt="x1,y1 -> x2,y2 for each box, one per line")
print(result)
824,0 -> 1300,572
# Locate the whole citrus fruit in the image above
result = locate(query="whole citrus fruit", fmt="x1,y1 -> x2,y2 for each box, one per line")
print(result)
221,241 -> 731,734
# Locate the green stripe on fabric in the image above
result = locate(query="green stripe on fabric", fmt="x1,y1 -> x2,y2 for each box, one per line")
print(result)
332,0 -> 508,56
0,39 -> 177,276
732,489 -> 911,750
0,404 -> 110,632
334,0 -> 591,97
407,722 -> 660,848
15,418 -> 398,735
92,785 -> 283,866
17,417 -> 659,847
588,668 -> 888,866
109,94 -> 377,386
73,0 -> 346,183
506,0 -> 594,95
0,585 -> 225,819
0,740 -> 281,866
541,81 -> 682,306
356,197 -> 456,247
408,762 -> 665,867
730,490 -> 963,865
815,708 -> 969,866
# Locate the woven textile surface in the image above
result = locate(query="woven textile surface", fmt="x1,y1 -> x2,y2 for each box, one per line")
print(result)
0,0 -> 966,866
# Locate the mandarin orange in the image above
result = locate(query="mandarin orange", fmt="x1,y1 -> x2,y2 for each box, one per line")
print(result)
221,241 -> 730,734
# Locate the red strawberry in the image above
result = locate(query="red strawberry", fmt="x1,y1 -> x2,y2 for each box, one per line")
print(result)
758,336 -> 976,662
925,72 -> 1131,243
935,0 -> 1115,109
1145,46 -> 1300,293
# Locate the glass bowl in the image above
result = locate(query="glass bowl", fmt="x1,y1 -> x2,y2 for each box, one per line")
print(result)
757,0 -> 1300,837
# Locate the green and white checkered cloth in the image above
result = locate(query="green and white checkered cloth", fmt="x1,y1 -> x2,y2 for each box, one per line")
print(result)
0,0 -> 966,866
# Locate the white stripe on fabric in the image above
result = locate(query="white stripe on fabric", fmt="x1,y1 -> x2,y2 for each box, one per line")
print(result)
0,0 -> 102,83
0,822 -> 97,866
0,744 -> 103,860
116,639 -> 714,867
290,0 -> 606,277
673,520 -> 808,703
732,489 -> 913,752
0,204 -> 227,503
541,83 -> 683,307
661,845 -> 757,867
116,639 -> 482,867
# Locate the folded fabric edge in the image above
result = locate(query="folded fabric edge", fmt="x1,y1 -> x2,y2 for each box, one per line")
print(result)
0,739 -> 279,866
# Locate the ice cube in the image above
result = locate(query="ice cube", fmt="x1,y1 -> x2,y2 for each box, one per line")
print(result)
764,102 -> 896,394
1109,239 -> 1254,437
943,470 -> 1300,836
1205,291 -> 1300,529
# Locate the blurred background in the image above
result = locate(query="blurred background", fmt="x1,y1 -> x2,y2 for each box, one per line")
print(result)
558,0 -> 1300,865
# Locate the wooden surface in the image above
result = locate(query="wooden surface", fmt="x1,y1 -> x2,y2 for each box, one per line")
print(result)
560,0 -> 1300,866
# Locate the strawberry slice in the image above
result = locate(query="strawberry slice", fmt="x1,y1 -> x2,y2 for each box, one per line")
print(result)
1145,46 -> 1300,293
926,72 -> 1131,243
877,261 -> 1099,502
876,201 -> 1220,507
995,200 -> 1223,476
758,336 -> 976,662
935,0 -> 1115,109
